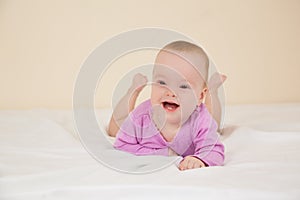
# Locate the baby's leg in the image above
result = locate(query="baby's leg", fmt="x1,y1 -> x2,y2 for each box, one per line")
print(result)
107,73 -> 147,137
205,73 -> 227,133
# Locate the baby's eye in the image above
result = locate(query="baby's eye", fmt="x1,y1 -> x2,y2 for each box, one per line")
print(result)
180,84 -> 190,89
157,80 -> 166,85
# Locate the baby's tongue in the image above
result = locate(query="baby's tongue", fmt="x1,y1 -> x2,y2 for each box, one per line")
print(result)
164,102 -> 178,111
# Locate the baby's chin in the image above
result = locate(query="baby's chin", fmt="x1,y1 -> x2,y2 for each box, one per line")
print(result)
151,104 -> 178,127
164,112 -> 187,126
166,109 -> 196,127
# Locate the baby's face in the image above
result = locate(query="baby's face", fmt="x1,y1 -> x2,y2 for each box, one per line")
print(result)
150,50 -> 207,126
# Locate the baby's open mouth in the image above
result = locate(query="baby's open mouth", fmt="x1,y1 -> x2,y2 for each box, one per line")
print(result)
162,101 -> 180,112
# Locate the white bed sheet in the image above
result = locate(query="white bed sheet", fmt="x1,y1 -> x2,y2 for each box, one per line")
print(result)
0,104 -> 300,200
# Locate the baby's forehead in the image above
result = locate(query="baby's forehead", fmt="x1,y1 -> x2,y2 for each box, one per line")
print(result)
152,64 -> 206,87
153,50 -> 208,82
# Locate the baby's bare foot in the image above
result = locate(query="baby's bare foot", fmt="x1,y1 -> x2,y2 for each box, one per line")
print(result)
131,73 -> 148,93
208,73 -> 227,91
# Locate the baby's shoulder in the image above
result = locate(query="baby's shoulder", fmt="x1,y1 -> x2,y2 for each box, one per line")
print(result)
191,103 -> 216,129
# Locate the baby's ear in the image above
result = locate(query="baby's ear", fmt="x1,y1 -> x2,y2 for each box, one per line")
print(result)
198,87 -> 208,104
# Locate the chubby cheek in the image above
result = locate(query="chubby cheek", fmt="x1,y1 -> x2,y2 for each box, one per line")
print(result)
178,93 -> 198,117
150,85 -> 162,105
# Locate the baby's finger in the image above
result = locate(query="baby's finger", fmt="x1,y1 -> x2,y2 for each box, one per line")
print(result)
187,159 -> 194,169
200,161 -> 206,167
193,161 -> 202,169
179,159 -> 188,170
178,162 -> 185,171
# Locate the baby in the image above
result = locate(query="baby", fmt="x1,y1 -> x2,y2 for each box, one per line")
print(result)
109,41 -> 225,170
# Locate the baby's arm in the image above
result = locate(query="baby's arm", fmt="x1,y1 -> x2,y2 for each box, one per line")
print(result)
107,74 -> 147,137
192,119 -> 225,167
115,132 -> 177,156
205,73 -> 227,133
114,131 -> 169,156
114,114 -> 169,156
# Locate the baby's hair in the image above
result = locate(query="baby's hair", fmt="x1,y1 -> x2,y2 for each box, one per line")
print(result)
160,40 -> 209,83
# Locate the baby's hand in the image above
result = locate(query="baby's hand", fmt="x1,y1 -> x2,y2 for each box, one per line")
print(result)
131,73 -> 148,93
178,156 -> 206,170
207,73 -> 227,92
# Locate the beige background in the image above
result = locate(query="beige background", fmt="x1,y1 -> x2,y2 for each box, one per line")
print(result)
1,0 -> 300,109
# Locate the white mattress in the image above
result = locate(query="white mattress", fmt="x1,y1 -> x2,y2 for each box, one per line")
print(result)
1,104 -> 300,200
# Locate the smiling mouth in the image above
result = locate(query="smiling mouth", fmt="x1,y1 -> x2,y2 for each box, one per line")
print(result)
162,101 -> 180,112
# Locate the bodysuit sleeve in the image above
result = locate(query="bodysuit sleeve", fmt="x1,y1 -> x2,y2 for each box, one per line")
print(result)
113,113 -> 168,156
192,116 -> 225,166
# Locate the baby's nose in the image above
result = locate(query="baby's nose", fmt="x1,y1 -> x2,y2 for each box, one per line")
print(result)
165,89 -> 176,97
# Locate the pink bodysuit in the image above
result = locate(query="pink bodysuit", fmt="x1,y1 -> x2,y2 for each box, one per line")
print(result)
114,100 -> 224,166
